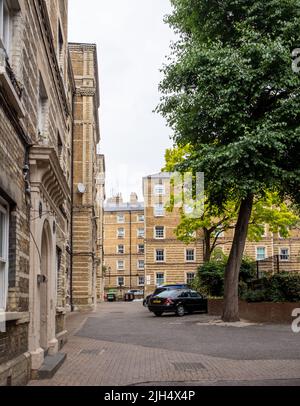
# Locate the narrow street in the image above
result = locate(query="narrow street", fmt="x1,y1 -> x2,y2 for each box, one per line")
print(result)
29,302 -> 300,386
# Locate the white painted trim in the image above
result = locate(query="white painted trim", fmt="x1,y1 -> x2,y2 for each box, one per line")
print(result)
154,225 -> 165,239
185,248 -> 196,263
154,248 -> 166,263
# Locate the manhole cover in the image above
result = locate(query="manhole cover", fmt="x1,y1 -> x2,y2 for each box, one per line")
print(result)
80,349 -> 101,355
173,362 -> 205,372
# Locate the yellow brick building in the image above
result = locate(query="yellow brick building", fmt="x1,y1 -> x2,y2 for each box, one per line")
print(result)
103,194 -> 145,297
143,174 -> 203,296
143,173 -> 300,295
69,43 -> 102,311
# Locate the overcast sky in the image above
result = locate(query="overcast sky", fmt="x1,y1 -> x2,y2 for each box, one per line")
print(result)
69,0 -> 175,202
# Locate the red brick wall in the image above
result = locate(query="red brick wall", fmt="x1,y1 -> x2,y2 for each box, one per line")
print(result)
208,299 -> 300,324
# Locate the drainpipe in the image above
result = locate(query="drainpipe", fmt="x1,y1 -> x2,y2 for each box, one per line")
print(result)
129,210 -> 132,289
70,93 -> 75,312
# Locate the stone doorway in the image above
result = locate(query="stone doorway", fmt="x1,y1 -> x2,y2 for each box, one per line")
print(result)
40,221 -> 51,351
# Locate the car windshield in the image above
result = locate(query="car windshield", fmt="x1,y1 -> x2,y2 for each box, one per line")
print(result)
155,290 -> 183,298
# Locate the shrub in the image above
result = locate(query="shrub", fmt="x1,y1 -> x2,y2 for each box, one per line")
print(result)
195,257 -> 256,298
242,289 -> 269,303
241,272 -> 300,303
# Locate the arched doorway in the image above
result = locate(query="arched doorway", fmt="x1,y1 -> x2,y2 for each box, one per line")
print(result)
40,221 -> 52,351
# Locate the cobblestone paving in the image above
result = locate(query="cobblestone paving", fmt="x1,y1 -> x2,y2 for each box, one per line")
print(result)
28,302 -> 300,386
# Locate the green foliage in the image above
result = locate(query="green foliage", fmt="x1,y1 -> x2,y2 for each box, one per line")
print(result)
158,0 -> 300,210
241,273 -> 300,302
195,257 -> 256,297
164,146 -> 300,254
196,260 -> 226,297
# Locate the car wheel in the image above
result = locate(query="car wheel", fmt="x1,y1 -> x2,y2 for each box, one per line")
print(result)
143,300 -> 147,307
154,312 -> 163,317
176,305 -> 185,317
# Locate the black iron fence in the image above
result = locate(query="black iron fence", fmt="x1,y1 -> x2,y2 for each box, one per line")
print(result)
254,255 -> 300,279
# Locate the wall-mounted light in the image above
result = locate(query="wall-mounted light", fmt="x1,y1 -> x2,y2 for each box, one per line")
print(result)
77,183 -> 86,194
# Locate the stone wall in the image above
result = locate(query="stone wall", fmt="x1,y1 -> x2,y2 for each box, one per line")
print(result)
0,0 -> 73,385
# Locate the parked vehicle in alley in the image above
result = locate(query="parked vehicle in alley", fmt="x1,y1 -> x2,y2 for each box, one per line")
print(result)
143,284 -> 189,307
106,289 -> 118,302
127,289 -> 144,296
148,289 -> 208,317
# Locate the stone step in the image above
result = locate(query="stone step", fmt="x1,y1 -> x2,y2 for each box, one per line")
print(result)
37,353 -> 67,380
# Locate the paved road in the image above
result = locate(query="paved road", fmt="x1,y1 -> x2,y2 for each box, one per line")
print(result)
29,302 -> 300,386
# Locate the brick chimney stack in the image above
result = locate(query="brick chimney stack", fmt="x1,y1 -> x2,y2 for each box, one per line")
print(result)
130,192 -> 138,205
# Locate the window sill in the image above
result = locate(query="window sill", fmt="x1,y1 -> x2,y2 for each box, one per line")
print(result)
0,312 -> 30,324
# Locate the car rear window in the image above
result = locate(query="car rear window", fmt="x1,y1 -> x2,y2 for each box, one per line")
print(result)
156,290 -> 182,298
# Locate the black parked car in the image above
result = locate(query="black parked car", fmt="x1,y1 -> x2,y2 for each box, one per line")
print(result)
148,289 -> 207,317
143,284 -> 189,307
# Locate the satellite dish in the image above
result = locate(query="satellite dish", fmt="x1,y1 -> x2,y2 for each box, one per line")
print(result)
77,183 -> 86,194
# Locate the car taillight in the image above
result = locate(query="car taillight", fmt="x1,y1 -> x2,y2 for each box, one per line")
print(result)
164,298 -> 174,306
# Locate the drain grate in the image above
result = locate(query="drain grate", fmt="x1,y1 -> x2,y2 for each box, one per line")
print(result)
173,362 -> 205,372
80,349 -> 101,355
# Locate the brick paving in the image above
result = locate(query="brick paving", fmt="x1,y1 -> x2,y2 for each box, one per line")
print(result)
28,302 -> 300,386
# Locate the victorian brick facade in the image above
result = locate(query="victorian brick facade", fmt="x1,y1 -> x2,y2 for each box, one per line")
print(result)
103,194 -> 145,296
0,0 -> 73,384
69,43 -> 101,311
143,173 -> 300,295
0,1 -> 104,386
143,174 -> 203,296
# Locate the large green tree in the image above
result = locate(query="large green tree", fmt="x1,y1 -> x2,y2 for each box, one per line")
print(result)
157,0 -> 300,321
165,146 -> 300,263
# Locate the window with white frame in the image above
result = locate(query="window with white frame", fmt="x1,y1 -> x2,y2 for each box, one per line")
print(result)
0,200 -> 9,312
186,249 -> 195,262
137,260 -> 145,270
0,0 -> 13,57
137,214 -> 144,222
117,214 -> 125,223
138,244 -> 144,254
117,245 -> 124,254
154,203 -> 165,217
117,276 -> 125,286
256,247 -> 266,261
117,260 -> 125,270
280,248 -> 290,261
186,272 -> 195,285
156,249 -> 165,262
155,226 -> 165,239
154,184 -> 165,196
156,273 -> 165,286
137,228 -> 144,238
138,276 -> 145,286
117,228 -> 125,238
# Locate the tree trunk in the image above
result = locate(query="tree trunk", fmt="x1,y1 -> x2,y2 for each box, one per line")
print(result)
203,228 -> 211,263
222,194 -> 254,322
